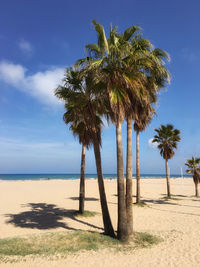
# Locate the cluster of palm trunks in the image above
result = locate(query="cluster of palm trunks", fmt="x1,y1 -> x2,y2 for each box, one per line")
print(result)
55,21 -> 197,241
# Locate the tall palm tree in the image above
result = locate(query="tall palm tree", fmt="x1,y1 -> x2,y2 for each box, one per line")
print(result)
185,157 -> 200,197
82,21 -> 136,241
108,26 -> 170,235
84,21 -> 152,240
78,20 -> 170,240
108,29 -> 170,235
153,124 -> 181,197
55,68 -> 115,237
124,50 -> 169,232
56,70 -> 90,214
134,105 -> 155,203
89,22 -> 148,240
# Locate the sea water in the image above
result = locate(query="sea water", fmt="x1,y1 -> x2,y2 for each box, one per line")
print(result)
0,173 -> 191,181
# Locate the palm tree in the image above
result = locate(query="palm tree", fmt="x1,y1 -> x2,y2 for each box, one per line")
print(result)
153,124 -> 181,197
78,20 -> 170,240
185,157 -> 200,197
134,105 -> 155,203
107,26 -> 170,235
82,21 -> 135,241
108,28 -> 170,235
84,21 -> 153,240
55,68 -> 115,237
56,69 -> 94,215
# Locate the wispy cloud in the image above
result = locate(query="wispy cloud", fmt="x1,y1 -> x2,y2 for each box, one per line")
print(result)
0,137 -> 79,156
0,61 -> 26,86
0,137 -> 81,173
0,61 -> 64,105
18,39 -> 33,55
148,138 -> 158,149
181,48 -> 200,62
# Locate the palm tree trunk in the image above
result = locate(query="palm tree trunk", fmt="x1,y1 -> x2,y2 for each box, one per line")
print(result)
165,159 -> 171,197
79,144 -> 86,214
195,183 -> 199,197
93,136 -> 115,238
136,131 -> 141,203
126,116 -> 133,235
116,121 -> 128,241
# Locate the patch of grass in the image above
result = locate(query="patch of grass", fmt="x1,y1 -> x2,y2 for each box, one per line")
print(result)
134,201 -> 147,207
161,196 -> 181,201
73,210 -> 99,217
0,231 -> 117,262
0,231 -> 161,262
134,232 -> 161,248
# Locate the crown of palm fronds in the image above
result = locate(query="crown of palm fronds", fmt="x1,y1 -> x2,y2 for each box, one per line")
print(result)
153,124 -> 181,160
134,104 -> 155,132
75,21 -> 170,127
55,67 -> 104,147
185,157 -> 200,184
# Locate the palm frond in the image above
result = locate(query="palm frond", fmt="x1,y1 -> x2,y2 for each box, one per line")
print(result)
123,25 -> 141,41
92,20 -> 109,54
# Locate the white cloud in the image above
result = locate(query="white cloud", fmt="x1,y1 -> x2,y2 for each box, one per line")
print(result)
18,39 -> 33,54
0,61 -> 64,105
0,61 -> 26,86
148,138 -> 158,149
25,68 -> 64,105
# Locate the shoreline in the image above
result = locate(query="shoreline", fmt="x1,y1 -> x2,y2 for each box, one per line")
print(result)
0,175 -> 191,182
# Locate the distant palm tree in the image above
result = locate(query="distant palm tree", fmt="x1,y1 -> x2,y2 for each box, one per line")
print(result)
185,157 -> 200,197
55,68 -> 115,237
153,124 -> 181,197
134,105 -> 155,203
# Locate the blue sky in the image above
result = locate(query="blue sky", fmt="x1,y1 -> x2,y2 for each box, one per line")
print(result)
0,0 -> 200,174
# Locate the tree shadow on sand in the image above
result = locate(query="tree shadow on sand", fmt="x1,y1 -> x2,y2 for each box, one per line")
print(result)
6,203 -> 103,231
69,197 -> 99,201
142,199 -> 178,205
148,206 -> 200,217
113,194 -> 137,197
160,194 -> 187,198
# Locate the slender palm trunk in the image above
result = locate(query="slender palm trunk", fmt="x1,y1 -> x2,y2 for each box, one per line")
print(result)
126,117 -> 133,235
195,183 -> 199,197
136,131 -> 141,203
93,136 -> 115,238
165,159 -> 171,197
116,121 -> 128,241
79,144 -> 86,214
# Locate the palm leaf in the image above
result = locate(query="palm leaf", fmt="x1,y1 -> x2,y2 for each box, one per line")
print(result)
92,20 -> 109,54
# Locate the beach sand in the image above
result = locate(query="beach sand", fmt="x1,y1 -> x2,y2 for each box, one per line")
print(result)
0,178 -> 200,266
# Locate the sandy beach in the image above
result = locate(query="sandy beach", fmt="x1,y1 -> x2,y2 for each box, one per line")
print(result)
0,178 -> 200,267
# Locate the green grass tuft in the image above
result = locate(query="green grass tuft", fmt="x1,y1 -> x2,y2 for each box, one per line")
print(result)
134,201 -> 147,207
161,196 -> 181,201
73,210 -> 99,217
134,232 -> 161,248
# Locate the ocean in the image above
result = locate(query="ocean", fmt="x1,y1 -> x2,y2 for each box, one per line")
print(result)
0,174 -> 191,181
